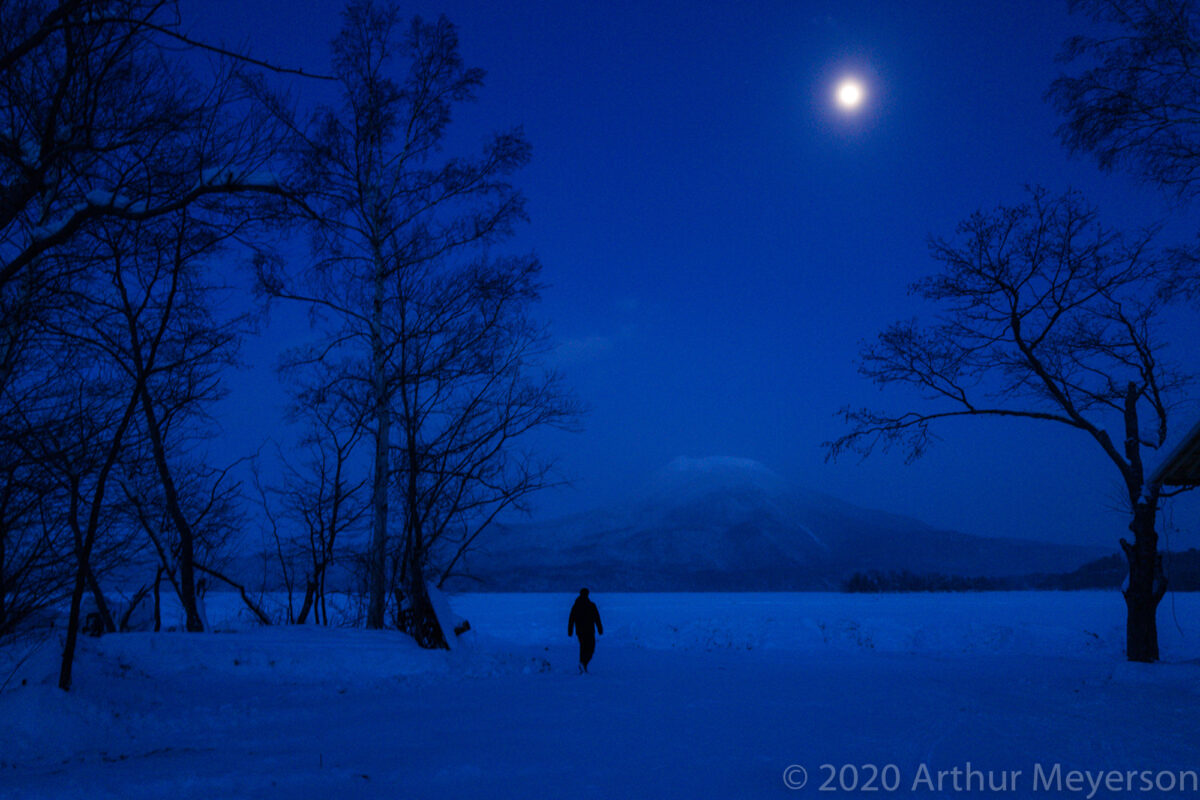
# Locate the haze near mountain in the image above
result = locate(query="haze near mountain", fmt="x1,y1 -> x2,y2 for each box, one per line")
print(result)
457,457 -> 1108,591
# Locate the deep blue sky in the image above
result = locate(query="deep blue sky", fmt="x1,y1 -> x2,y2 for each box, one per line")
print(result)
191,0 -> 1199,548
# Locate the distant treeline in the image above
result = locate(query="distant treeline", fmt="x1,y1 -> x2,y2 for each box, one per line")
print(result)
843,571 -> 1016,593
842,549 -> 1200,593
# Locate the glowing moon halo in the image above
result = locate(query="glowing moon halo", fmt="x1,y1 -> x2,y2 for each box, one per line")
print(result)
836,79 -> 864,110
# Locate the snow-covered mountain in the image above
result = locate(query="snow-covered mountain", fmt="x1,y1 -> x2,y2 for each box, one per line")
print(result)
454,457 -> 1110,591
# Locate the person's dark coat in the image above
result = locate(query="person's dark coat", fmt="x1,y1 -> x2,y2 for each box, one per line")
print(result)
568,596 -> 603,640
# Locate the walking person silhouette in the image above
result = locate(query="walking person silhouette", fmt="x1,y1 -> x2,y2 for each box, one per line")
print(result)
567,588 -> 603,673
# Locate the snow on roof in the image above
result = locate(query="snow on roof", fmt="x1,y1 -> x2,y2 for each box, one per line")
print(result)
1150,416 -> 1200,488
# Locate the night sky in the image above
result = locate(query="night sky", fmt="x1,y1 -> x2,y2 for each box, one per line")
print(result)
190,0 -> 1199,548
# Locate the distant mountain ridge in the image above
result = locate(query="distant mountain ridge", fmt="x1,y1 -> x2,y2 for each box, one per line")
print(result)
450,457 -> 1110,591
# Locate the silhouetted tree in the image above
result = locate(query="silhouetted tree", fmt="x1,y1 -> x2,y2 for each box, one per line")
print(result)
0,1 -> 289,296
33,226 -> 154,689
1,0 -> 292,645
1050,0 -> 1200,300
827,187 -> 1193,662
1052,0 -> 1200,200
386,255 -> 577,595
259,374 -> 370,625
27,166 -> 277,687
260,2 -> 566,643
50,201 -> 259,643
0,313 -> 74,638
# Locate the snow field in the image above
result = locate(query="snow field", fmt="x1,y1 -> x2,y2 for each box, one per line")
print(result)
450,591 -> 1200,660
1,591 -> 1198,799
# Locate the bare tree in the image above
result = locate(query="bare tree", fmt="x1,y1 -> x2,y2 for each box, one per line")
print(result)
259,374 -> 370,625
261,3 -> 538,633
118,221 -> 236,633
0,1 -> 310,692
0,319 -> 74,638
22,212 -> 200,688
0,0 -> 291,297
29,334 -> 144,689
1051,0 -> 1200,200
1050,0 -> 1200,301
0,458 -> 70,638
386,254 -> 578,629
34,197 -> 267,689
827,187 -> 1193,662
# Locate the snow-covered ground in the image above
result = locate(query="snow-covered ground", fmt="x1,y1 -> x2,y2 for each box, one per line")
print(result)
3,591 -> 1199,799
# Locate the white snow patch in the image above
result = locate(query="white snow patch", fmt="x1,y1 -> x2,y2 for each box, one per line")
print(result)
427,583 -> 469,650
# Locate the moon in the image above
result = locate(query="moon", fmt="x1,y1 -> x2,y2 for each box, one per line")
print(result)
836,79 -> 864,110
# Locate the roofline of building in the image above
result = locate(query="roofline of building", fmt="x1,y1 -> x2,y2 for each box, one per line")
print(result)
1149,415 -> 1200,488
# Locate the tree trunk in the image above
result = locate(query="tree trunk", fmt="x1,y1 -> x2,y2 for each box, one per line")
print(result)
296,578 -> 316,624
153,566 -> 162,632
297,561 -> 330,625
399,549 -> 447,650
136,383 -> 204,632
59,393 -> 140,688
119,583 -> 151,631
58,562 -> 87,691
57,487 -> 94,693
397,435 -> 447,649
366,249 -> 390,629
396,407 -> 448,652
319,568 -> 328,625
85,566 -> 116,634
0,525 -> 7,632
1122,500 -> 1166,662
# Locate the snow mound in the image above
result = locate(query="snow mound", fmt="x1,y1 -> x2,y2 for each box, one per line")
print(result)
0,683 -> 120,766
89,627 -> 450,683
